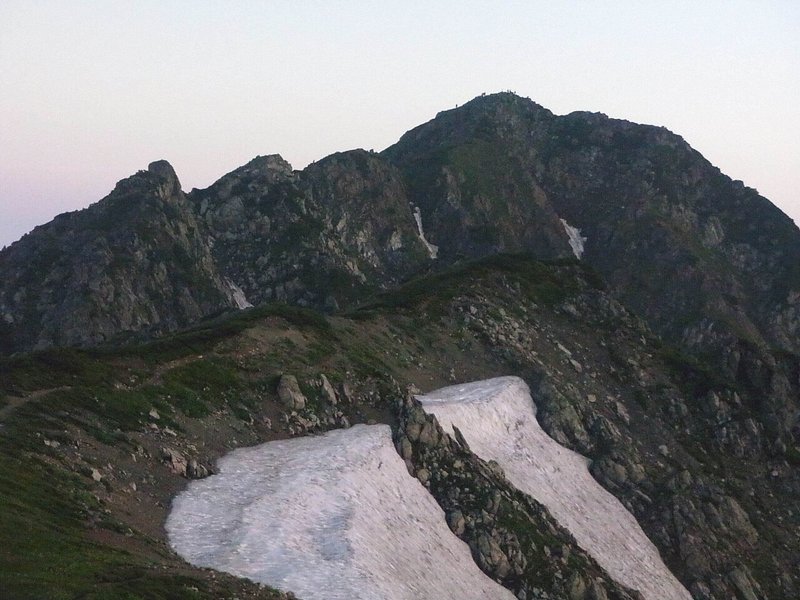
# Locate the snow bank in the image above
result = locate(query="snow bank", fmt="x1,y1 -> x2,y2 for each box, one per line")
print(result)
226,279 -> 253,309
418,377 -> 691,600
412,205 -> 439,259
167,424 -> 513,600
560,218 -> 587,259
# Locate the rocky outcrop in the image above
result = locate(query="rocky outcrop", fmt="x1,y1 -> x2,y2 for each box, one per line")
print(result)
276,375 -> 307,410
384,92 -> 800,360
0,161 -> 236,351
161,446 -> 212,479
190,151 -> 431,311
392,390 -> 641,600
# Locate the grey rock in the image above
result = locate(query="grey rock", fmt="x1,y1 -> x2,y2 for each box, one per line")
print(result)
277,374 -> 306,410
161,447 -> 187,476
319,374 -> 338,405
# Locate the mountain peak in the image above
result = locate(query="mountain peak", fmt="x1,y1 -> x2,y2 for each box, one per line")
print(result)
148,159 -> 182,196
239,154 -> 293,176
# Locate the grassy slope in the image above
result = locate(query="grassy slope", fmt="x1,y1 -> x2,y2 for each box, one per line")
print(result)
0,255 -> 794,599
0,277 -> 506,598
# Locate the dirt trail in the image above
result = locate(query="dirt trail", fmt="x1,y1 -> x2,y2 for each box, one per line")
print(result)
0,386 -> 72,421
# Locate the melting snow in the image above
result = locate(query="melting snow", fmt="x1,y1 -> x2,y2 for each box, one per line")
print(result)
226,279 -> 253,309
167,424 -> 513,600
418,377 -> 691,600
412,205 -> 439,259
560,218 -> 587,259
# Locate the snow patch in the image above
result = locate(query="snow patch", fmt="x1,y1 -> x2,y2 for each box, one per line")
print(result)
166,424 -> 513,600
418,377 -> 691,600
412,205 -> 438,259
560,218 -> 587,259
226,279 -> 253,309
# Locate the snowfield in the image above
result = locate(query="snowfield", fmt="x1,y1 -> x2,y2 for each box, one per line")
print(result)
167,424 -> 513,600
560,218 -> 587,259
226,278 -> 253,309
412,205 -> 439,259
418,377 -> 692,600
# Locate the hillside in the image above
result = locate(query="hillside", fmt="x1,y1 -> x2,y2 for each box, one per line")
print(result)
5,94 -> 799,363
1,94 -> 798,599
1,256 -> 797,598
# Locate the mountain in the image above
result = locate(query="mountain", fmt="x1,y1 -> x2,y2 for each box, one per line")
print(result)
4,93 -> 800,362
0,93 -> 798,599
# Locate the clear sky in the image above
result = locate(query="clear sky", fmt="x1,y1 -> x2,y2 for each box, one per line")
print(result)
1,1 -> 798,248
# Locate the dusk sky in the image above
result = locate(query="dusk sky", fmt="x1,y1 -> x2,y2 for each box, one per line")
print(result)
1,1 -> 798,249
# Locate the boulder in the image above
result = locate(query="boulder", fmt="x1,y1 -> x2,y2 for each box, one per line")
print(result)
319,374 -> 338,405
186,459 -> 211,479
161,447 -> 187,476
277,374 -> 307,410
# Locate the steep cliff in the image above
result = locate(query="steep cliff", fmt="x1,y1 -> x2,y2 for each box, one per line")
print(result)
0,161 -> 235,352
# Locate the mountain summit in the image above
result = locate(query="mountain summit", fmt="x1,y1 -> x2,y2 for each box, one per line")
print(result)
3,93 -> 798,359
1,94 -> 798,599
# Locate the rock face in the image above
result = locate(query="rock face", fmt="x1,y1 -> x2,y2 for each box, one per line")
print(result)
190,151 -> 431,311
0,161 -> 236,351
3,93 -> 800,362
1,93 -> 799,598
384,93 -> 800,361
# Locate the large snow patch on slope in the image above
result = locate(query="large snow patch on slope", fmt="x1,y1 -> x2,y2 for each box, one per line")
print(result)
418,377 -> 691,600
167,424 -> 513,600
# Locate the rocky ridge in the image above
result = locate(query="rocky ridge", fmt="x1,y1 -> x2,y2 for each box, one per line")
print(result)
0,256 -> 797,598
4,93 -> 800,365
393,389 -> 641,600
0,93 -> 799,599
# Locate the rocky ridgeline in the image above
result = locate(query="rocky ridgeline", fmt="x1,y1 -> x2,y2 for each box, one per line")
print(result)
190,151 -> 432,312
5,93 -> 799,361
1,92 -> 799,599
438,265 -> 795,598
0,161 -> 236,351
392,390 -> 640,600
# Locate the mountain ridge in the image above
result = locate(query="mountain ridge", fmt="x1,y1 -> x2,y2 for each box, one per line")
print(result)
0,92 -> 798,598
4,92 -> 799,358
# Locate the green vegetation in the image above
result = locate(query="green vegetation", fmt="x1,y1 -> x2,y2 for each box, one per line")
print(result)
0,347 -> 115,396
657,345 -> 735,397
0,437 -> 239,600
112,302 -> 332,364
357,254 -> 585,317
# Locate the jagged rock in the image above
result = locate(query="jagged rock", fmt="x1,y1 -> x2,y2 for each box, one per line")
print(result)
452,425 -> 471,451
474,534 -> 512,579
589,580 -> 609,600
719,497 -> 758,545
148,159 -> 182,196
186,459 -> 210,480
416,467 -> 430,484
161,447 -> 187,476
568,572 -> 588,600
728,567 -> 759,600
277,374 -> 306,410
689,581 -> 712,600
447,509 -> 466,536
398,436 -> 413,460
319,374 -> 338,405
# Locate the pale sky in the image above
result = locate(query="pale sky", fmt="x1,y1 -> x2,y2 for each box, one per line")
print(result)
1,1 -> 798,248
